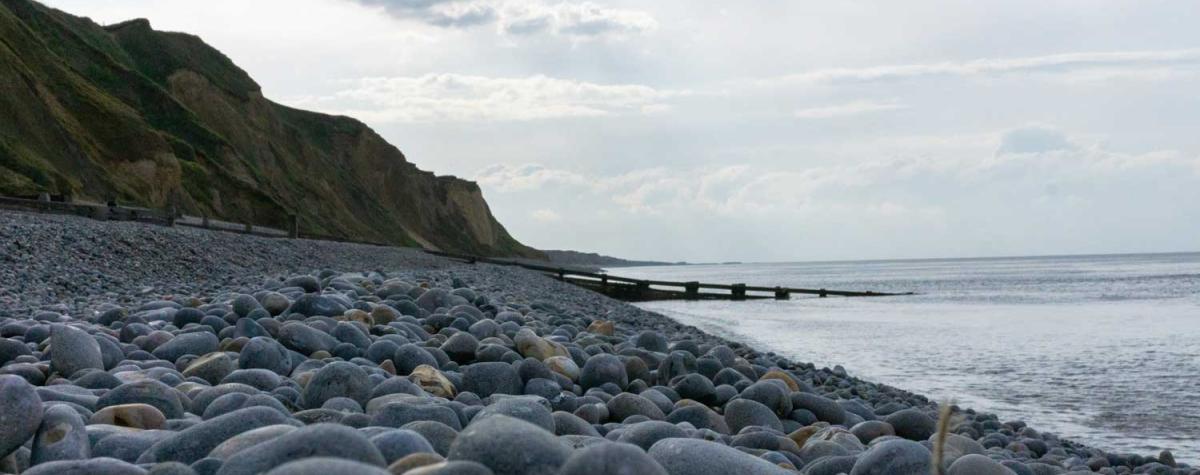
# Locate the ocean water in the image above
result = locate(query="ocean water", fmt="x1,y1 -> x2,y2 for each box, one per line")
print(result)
615,253 -> 1200,462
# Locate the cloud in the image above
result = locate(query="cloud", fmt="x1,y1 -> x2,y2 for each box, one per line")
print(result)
754,49 -> 1200,87
476,127 -> 1200,221
499,2 -> 657,37
530,209 -> 562,222
288,73 -> 676,122
485,141 -> 1200,260
350,0 -> 496,27
794,100 -> 907,119
995,125 -> 1076,155
348,0 -> 655,38
474,163 -> 588,191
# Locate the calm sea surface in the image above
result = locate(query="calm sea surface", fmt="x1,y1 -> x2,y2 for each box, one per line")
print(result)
615,253 -> 1200,462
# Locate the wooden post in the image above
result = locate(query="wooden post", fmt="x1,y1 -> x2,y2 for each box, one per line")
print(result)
774,287 -> 790,300
164,206 -> 176,226
685,281 -> 700,300
244,222 -> 253,234
819,288 -> 828,298
600,274 -> 609,290
731,283 -> 747,300
90,205 -> 109,220
201,214 -> 210,228
557,269 -> 565,281
636,280 -> 650,300
288,214 -> 299,239
35,192 -> 50,211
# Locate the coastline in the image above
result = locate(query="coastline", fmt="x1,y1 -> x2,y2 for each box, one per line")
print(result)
0,210 -> 1191,474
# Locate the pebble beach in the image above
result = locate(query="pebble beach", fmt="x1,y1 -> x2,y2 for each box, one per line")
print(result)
0,210 -> 1193,475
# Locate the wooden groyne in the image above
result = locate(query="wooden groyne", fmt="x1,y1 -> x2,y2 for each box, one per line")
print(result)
2,194 -> 916,302
423,250 -> 915,301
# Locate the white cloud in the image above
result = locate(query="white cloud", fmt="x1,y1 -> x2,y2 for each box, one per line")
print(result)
474,163 -> 588,191
350,0 -> 497,27
289,73 -> 676,122
482,130 -> 1200,259
794,100 -> 907,119
530,209 -> 562,222
348,0 -> 656,38
478,127 -> 1200,220
499,2 -> 657,37
753,49 -> 1200,87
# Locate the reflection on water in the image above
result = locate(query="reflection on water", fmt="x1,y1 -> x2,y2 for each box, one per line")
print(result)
619,253 -> 1200,462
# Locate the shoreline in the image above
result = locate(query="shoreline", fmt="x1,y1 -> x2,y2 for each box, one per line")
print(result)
0,210 -> 1191,474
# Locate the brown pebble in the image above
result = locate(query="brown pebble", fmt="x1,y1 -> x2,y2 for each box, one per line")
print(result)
408,364 -> 456,398
344,309 -> 373,326
787,425 -> 822,449
586,320 -> 615,336
759,370 -> 800,392
388,452 -> 445,474
90,403 -> 166,430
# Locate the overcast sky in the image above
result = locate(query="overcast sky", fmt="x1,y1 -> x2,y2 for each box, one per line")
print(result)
46,0 -> 1200,262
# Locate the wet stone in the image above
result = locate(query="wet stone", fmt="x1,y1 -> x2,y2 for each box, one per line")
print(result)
277,322 -> 338,355
370,429 -> 436,464
286,294 -> 347,317
216,423 -> 386,475
0,374 -> 43,458
461,362 -> 521,398
394,344 -> 440,375
884,408 -> 937,441
263,457 -> 389,475
30,404 -> 90,464
724,398 -> 783,434
50,324 -> 104,377
22,457 -> 147,475
202,392 -> 288,420
138,406 -> 290,465
616,421 -> 686,450
850,439 -> 933,475
237,337 -> 292,375
301,361 -> 371,409
97,380 -> 185,420
447,415 -> 570,475
152,332 -> 219,363
647,438 -> 792,475
580,354 -> 628,391
474,396 -> 554,432
559,442 -> 668,475
372,403 -> 464,431
93,430 -> 174,463
401,421 -> 459,457
206,425 -> 297,460
948,454 -> 1018,475
606,393 -> 665,422
182,353 -> 235,385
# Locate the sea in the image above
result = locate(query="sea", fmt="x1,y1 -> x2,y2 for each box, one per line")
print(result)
613,252 -> 1200,462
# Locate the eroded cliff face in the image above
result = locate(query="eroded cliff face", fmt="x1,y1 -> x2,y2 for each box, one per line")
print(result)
0,0 -> 539,257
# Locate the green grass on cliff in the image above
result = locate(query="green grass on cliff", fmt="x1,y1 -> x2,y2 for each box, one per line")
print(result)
0,139 -> 59,193
106,18 -> 260,100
